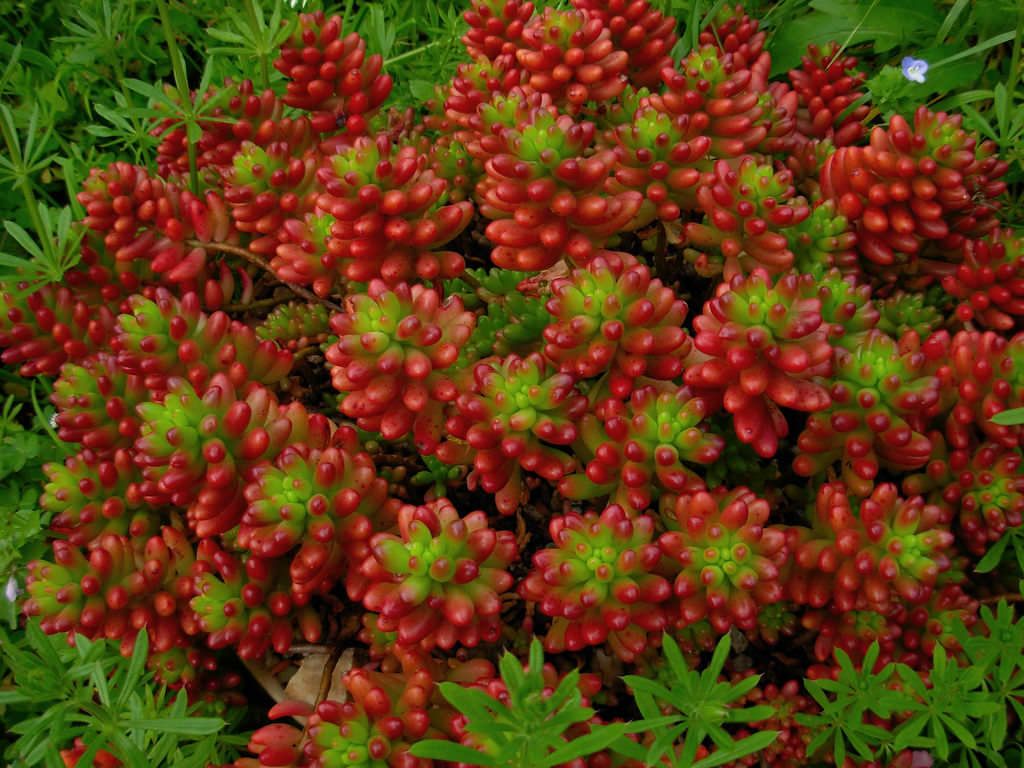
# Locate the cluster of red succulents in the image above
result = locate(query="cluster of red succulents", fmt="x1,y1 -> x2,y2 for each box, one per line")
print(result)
8,1 -> 1024,764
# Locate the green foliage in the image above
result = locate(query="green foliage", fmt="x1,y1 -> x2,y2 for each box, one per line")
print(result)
621,634 -> 779,768
798,605 -> 1024,768
410,638 -> 629,767
0,625 -> 245,766
0,393 -> 66,628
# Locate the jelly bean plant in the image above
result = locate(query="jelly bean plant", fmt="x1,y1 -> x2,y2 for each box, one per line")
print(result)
2,0 -> 1024,767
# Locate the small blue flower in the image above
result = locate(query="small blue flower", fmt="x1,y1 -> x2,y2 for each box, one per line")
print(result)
4,575 -> 19,603
901,56 -> 928,84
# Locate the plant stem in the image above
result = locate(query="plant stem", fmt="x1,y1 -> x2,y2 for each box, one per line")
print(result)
980,593 -> 1024,604
185,239 -> 344,313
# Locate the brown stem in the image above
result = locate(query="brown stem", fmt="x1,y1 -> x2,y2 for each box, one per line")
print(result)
654,222 -> 669,280
223,294 -> 294,313
298,642 -> 347,745
457,269 -> 501,304
980,594 -> 1024,604
187,239 -> 344,313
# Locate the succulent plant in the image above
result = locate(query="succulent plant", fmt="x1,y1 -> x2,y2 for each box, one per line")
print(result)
358,498 -> 517,650
787,42 -> 869,147
659,487 -> 788,633
189,542 -> 321,658
520,504 -> 671,661
814,269 -> 880,351
788,200 -> 859,278
134,374 -> 328,537
560,383 -> 723,512
697,3 -> 765,69
42,449 -> 148,547
942,229 -> 1024,330
0,284 -> 115,377
440,353 -> 586,514
904,438 -> 1024,555
514,7 -> 629,109
476,109 -> 643,270
240,427 -> 390,603
114,289 -> 293,390
684,270 -> 833,459
685,158 -> 811,279
325,280 -> 475,452
462,0 -> 535,61
875,290 -> 945,339
929,329 -> 1024,454
786,482 -> 955,612
272,11 -> 392,134
650,45 -> 768,159
26,528 -> 194,655
316,135 -> 474,285
822,107 -> 1009,276
795,331 -> 939,496
542,252 -> 690,396
572,0 -> 677,88
608,106 -> 711,222
51,353 -> 153,454
253,301 -> 332,351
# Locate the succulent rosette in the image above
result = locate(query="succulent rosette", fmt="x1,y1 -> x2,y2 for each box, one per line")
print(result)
795,330 -> 939,495
684,270 -> 833,459
222,141 -> 318,254
904,438 -> 1024,555
541,253 -> 690,396
685,158 -> 811,280
462,0 -> 535,61
476,110 -> 643,270
697,3 -> 765,69
0,283 -> 115,377
115,289 -> 293,390
875,290 -> 944,339
25,529 -> 194,655
325,280 -> 475,452
649,45 -> 768,158
786,482 -> 955,612
51,353 -> 153,454
357,498 -> 517,651
560,383 -> 723,512
42,449 -> 148,547
571,0 -> 677,88
253,301 -> 331,351
787,42 -> 869,147
78,161 -> 238,286
942,228 -> 1024,330
928,330 -> 1024,453
316,135 -> 474,285
240,427 -> 390,603
440,353 -> 587,514
514,7 -> 628,109
134,374 -> 328,537
272,11 -> 392,135
814,269 -> 880,351
789,200 -> 860,277
608,105 -> 712,221
658,487 -> 788,633
189,542 -> 322,658
822,106 -> 1009,275
520,505 -> 671,661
